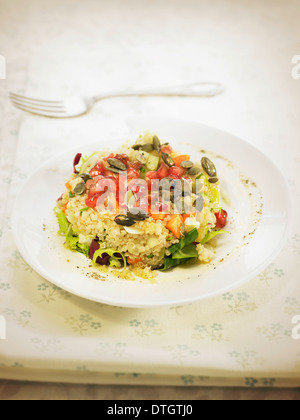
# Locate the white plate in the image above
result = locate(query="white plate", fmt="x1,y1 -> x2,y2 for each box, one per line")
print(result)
11,116 -> 291,308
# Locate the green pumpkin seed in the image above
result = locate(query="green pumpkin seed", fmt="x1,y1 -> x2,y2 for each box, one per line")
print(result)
127,208 -> 149,221
208,177 -> 219,184
107,158 -> 127,171
187,166 -> 201,176
152,136 -> 161,153
107,167 -> 123,174
162,152 -> 175,167
74,181 -> 85,195
132,144 -> 142,151
141,143 -> 154,153
193,196 -> 205,212
115,215 -> 136,226
201,157 -> 217,177
180,160 -> 194,169
76,173 -> 92,183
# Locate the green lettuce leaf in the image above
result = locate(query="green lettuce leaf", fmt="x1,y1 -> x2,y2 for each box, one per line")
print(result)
168,228 -> 199,255
54,207 -> 70,234
109,257 -> 122,268
201,229 -> 228,245
92,248 -> 127,269
76,242 -> 90,257
159,257 -> 193,271
172,244 -> 199,260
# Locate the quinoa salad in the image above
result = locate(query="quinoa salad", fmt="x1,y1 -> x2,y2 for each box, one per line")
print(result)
54,132 -> 228,275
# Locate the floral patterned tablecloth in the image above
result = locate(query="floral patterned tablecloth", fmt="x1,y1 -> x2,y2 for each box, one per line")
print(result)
0,112 -> 299,388
0,0 -> 300,388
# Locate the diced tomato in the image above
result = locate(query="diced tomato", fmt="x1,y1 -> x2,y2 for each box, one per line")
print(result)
103,169 -> 119,178
215,209 -> 228,230
127,180 -> 148,196
128,161 -> 143,171
145,171 -> 158,189
156,163 -> 169,180
126,168 -> 140,180
135,198 -> 149,213
146,171 -> 158,180
88,175 -> 116,196
87,176 -> 103,196
161,145 -> 173,155
86,193 -> 102,208
115,154 -> 130,167
85,179 -> 93,190
168,166 -> 185,179
173,155 -> 191,167
89,161 -> 105,177
166,214 -> 184,239
96,176 -> 116,193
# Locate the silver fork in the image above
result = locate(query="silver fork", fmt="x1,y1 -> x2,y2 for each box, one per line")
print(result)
9,82 -> 223,118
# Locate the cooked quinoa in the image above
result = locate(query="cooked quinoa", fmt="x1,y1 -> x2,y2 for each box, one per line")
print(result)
55,132 -> 228,275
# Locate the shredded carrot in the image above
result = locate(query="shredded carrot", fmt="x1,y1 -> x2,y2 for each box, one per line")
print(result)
166,214 -> 184,239
173,155 -> 191,167
61,203 -> 68,213
127,257 -> 142,265
182,212 -> 197,222
65,181 -> 72,191
151,213 -> 168,221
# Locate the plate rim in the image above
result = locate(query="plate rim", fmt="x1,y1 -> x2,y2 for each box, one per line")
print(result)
11,117 -> 293,308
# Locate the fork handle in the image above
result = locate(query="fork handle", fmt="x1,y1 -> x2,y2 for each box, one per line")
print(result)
92,82 -> 224,102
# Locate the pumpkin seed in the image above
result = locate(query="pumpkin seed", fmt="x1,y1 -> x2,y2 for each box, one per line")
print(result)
141,143 -> 154,153
194,196 -> 205,212
132,144 -> 142,151
127,208 -> 149,221
180,160 -> 194,169
107,167 -> 122,174
74,181 -> 85,195
208,177 -> 219,184
114,215 -> 136,226
153,136 -> 161,153
162,152 -> 175,167
107,158 -> 127,171
201,157 -> 217,177
77,173 -> 92,183
187,166 -> 201,176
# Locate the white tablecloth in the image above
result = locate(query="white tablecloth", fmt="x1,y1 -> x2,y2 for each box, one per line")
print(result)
0,0 -> 299,387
